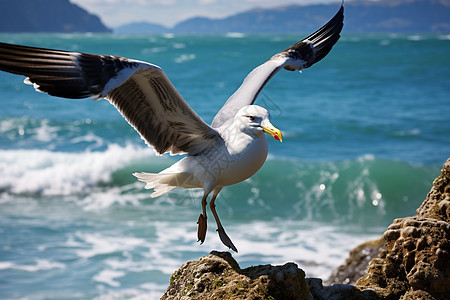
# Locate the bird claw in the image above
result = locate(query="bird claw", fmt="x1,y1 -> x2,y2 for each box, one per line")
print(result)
217,227 -> 238,253
197,214 -> 207,244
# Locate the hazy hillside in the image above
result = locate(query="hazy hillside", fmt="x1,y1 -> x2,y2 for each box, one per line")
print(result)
116,0 -> 450,34
0,0 -> 111,33
1,0 -> 448,34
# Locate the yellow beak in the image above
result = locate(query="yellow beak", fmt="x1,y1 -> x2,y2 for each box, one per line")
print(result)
262,122 -> 283,142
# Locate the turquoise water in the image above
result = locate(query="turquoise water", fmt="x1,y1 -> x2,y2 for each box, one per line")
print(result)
0,33 -> 449,299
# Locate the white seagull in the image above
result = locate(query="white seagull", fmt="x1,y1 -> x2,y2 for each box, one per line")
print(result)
0,5 -> 343,252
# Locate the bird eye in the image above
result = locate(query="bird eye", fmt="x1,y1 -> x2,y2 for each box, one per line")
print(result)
247,116 -> 255,121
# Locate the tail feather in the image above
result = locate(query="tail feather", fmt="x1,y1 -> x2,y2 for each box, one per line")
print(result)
133,172 -> 174,197
133,171 -> 197,198
152,184 -> 176,198
133,172 -> 163,189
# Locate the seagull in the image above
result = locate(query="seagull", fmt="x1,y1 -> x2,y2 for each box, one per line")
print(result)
0,4 -> 343,252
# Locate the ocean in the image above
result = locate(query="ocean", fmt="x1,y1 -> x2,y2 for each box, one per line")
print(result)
0,33 -> 449,299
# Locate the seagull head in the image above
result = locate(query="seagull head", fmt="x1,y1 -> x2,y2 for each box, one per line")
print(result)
235,105 -> 283,142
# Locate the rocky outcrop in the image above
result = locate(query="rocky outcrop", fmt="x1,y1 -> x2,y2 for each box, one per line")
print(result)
356,217 -> 449,299
163,159 -> 450,300
162,250 -> 380,300
162,251 -> 312,300
416,159 -> 450,222
356,159 -> 450,300
327,237 -> 386,286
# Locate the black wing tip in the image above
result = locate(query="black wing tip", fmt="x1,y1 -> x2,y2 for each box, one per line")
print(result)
0,42 -> 133,100
303,2 -> 344,67
0,45 -> 92,99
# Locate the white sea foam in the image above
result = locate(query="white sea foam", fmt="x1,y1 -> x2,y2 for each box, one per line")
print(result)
77,186 -> 144,211
75,232 -> 149,258
172,42 -> 186,49
0,144 -> 153,195
392,128 -> 421,137
141,46 -> 167,54
0,259 -> 65,272
174,54 -> 196,63
93,269 -> 126,287
70,132 -> 106,150
64,219 -> 370,281
27,119 -> 59,142
109,218 -> 377,279
224,220 -> 378,278
225,32 -> 246,38
407,34 -> 423,41
93,288 -> 164,300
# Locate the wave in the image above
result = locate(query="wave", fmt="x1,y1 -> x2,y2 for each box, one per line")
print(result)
207,155 -> 438,228
0,145 -> 440,226
0,144 -> 154,196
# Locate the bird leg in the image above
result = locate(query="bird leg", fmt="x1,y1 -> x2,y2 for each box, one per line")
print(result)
197,193 -> 208,244
210,191 -> 238,252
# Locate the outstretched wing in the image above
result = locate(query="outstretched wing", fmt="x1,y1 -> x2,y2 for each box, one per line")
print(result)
0,42 -> 221,155
211,4 -> 344,128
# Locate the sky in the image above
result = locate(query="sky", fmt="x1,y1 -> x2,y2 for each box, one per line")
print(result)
70,0 -> 355,28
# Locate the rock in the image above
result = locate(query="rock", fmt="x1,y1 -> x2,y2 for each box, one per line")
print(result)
356,158 -> 450,300
416,159 -> 450,222
400,289 -> 437,300
307,278 -> 380,300
161,250 -> 312,300
162,250 -> 382,300
356,216 -> 450,299
326,237 -> 386,285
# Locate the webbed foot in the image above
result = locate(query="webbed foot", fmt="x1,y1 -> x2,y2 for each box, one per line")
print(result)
217,227 -> 238,253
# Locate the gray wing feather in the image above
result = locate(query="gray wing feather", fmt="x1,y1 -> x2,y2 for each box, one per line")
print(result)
106,67 -> 221,155
211,4 -> 344,128
0,42 -> 221,155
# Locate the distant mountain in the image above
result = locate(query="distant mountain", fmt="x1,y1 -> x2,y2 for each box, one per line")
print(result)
116,0 -> 450,34
0,0 -> 111,33
172,4 -> 340,34
3,0 -> 446,34
344,0 -> 450,33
